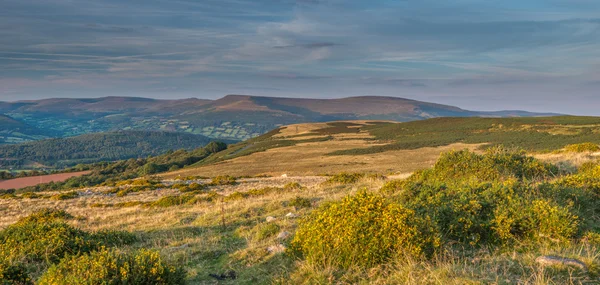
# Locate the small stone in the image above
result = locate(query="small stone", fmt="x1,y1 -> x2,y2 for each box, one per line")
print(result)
267,244 -> 287,254
266,216 -> 276,222
285,212 -> 298,218
281,174 -> 288,178
535,255 -> 587,271
277,231 -> 291,240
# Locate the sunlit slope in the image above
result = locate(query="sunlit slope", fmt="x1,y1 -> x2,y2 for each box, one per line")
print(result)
162,116 -> 600,178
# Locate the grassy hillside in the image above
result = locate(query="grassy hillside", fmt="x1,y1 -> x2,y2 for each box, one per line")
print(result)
1,148 -> 599,284
0,131 -> 227,169
164,116 -> 600,178
0,114 -> 53,144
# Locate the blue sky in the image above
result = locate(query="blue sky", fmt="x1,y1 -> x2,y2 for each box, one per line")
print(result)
1,0 -> 599,114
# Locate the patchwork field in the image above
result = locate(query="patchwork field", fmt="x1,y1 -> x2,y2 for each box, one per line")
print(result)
0,171 -> 91,190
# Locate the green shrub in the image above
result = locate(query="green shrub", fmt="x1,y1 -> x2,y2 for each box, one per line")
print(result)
0,210 -> 137,277
149,195 -> 195,207
211,175 -> 237,186
173,182 -> 206,192
20,192 -> 42,199
254,223 -> 280,241
564,142 -> 600,153
0,261 -> 32,285
185,191 -> 222,204
283,182 -> 302,190
0,193 -> 19,200
325,173 -> 364,184
288,196 -> 312,209
0,222 -> 96,264
420,147 -> 558,183
291,191 -> 437,268
379,179 -> 405,195
223,191 -> 249,201
50,191 -> 79,201
38,248 -> 185,285
17,209 -> 74,224
393,150 -> 588,247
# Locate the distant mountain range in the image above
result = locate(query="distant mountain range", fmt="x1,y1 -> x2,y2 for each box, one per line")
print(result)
0,95 -> 561,144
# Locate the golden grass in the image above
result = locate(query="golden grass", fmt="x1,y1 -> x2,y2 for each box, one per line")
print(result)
163,139 -> 482,178
2,172 -> 598,284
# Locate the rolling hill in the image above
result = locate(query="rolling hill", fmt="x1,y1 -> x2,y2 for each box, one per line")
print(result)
0,130 -> 227,169
163,116 -> 600,178
0,114 -> 54,144
0,95 -> 559,143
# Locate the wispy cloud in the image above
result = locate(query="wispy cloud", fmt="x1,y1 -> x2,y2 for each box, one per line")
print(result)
0,0 -> 599,114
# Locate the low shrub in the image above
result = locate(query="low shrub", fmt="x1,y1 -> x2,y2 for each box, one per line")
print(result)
17,209 -> 74,224
20,192 -> 42,199
0,193 -> 19,200
325,173 -> 364,184
0,261 -> 32,285
223,191 -> 249,201
564,142 -> 600,153
393,149 -> 590,247
0,209 -> 138,278
210,175 -> 237,186
149,195 -> 195,207
186,191 -> 222,205
38,248 -> 185,285
288,196 -> 312,209
254,223 -> 280,241
291,191 -> 437,268
283,182 -> 303,190
173,182 -> 206,192
50,191 -> 79,201
0,221 -> 97,264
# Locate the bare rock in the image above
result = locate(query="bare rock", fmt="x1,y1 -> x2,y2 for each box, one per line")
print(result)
536,255 -> 587,271
266,216 -> 277,222
277,231 -> 291,240
285,212 -> 299,218
267,244 -> 287,254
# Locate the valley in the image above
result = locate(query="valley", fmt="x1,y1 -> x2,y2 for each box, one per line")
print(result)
0,95 -> 559,145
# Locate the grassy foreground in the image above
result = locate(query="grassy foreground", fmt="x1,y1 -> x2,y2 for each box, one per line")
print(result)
1,146 -> 600,284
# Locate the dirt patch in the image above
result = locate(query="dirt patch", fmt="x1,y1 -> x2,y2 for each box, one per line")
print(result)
0,171 -> 91,190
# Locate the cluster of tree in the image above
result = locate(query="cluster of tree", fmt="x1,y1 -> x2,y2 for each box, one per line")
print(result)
14,141 -> 227,193
0,131 -> 221,169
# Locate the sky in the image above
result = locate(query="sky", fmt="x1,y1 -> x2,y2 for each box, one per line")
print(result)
1,0 -> 599,115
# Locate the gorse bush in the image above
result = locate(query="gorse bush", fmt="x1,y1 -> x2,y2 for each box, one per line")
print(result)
38,248 -> 185,285
426,147 -> 558,182
0,209 -> 139,281
288,196 -> 312,209
291,191 -> 437,268
325,173 -> 364,184
17,209 -> 74,224
292,149 -> 599,270
392,149 -> 590,246
0,261 -> 32,285
210,175 -> 237,186
49,191 -> 79,201
564,142 -> 600,153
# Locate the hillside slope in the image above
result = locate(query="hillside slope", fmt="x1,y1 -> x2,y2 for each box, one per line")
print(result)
0,114 -> 54,144
0,131 -> 226,169
0,95 -> 559,143
164,116 -> 600,178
